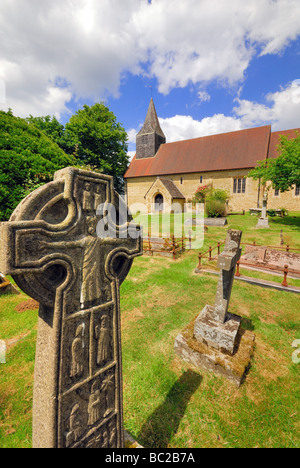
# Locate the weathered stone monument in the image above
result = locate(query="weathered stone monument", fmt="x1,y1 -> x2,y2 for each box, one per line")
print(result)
194,230 -> 243,354
256,191 -> 269,228
175,230 -> 255,387
0,167 -> 142,448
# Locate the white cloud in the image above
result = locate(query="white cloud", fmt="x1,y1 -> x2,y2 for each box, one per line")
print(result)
0,0 -> 143,117
132,0 -> 300,94
198,91 -> 211,103
234,80 -> 300,130
0,78 -> 5,104
0,0 -> 300,117
128,80 -> 300,151
127,150 -> 136,162
127,128 -> 140,145
160,114 -> 242,142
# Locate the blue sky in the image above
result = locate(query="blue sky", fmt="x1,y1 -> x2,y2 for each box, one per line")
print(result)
0,0 -> 300,158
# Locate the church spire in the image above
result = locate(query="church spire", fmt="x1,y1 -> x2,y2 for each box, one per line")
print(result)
136,98 -> 166,159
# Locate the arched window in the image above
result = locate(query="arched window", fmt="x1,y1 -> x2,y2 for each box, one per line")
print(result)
154,194 -> 164,211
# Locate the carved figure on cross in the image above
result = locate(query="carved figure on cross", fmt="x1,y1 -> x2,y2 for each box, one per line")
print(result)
0,167 -> 143,448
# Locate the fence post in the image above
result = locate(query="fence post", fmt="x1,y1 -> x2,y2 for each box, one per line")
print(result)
197,253 -> 202,270
189,230 -> 192,250
282,264 -> 289,287
172,235 -> 176,261
217,242 -> 221,255
148,237 -> 152,256
280,230 -> 284,246
209,246 -> 212,261
286,245 -> 290,253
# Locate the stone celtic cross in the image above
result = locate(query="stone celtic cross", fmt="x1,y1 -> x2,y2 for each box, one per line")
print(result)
0,167 -> 142,448
194,229 -> 242,355
175,228 -> 255,386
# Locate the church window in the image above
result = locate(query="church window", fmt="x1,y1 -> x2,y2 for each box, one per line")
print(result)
274,188 -> 280,197
180,177 -> 183,184
200,176 -> 203,184
233,178 -> 246,194
296,185 -> 300,196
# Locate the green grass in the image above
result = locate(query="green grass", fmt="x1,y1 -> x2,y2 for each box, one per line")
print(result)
120,252 -> 299,448
134,211 -> 300,249
0,291 -> 37,448
0,213 -> 299,448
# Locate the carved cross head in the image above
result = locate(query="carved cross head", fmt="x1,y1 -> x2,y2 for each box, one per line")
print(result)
0,167 -> 142,448
217,229 -> 242,272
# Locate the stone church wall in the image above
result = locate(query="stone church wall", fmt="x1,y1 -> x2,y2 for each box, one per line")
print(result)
126,170 -> 299,214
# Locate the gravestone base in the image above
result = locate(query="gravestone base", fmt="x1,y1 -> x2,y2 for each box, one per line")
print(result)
194,305 -> 241,355
174,316 -> 255,387
256,218 -> 269,228
205,218 -> 228,227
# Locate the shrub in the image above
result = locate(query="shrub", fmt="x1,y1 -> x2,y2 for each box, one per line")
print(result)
280,207 -> 289,216
208,188 -> 228,204
192,185 -> 211,204
204,188 -> 228,218
205,199 -> 227,218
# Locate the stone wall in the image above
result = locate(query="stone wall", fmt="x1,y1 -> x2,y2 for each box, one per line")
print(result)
126,170 -> 299,213
267,185 -> 300,211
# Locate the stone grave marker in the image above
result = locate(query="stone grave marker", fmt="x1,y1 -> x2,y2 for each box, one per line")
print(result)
175,229 -> 255,387
257,191 -> 269,228
194,230 -> 242,354
0,167 -> 142,448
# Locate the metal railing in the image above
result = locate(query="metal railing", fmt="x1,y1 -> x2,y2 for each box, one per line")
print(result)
196,239 -> 300,288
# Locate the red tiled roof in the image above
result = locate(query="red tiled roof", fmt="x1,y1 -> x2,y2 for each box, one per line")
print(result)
159,178 -> 185,199
267,128 -> 300,159
125,125 -> 272,179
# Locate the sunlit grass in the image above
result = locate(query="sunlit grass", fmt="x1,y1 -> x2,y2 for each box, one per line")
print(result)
0,212 -> 299,448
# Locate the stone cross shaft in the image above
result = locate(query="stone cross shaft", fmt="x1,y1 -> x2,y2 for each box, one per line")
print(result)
212,230 -> 242,323
0,167 -> 142,448
261,193 -> 268,219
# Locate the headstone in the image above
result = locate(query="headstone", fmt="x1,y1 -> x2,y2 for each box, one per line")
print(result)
204,218 -> 228,227
175,229 -> 255,387
194,230 -> 242,354
184,218 -> 227,227
0,167 -> 143,448
257,192 -> 269,228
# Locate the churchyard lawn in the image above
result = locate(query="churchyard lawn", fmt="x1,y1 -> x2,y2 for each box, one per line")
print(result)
0,212 -> 299,448
134,211 -> 300,250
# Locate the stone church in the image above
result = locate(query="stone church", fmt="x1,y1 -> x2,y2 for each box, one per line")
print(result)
124,98 -> 299,214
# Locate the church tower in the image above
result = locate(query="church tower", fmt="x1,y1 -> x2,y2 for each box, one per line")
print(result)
136,98 -> 166,159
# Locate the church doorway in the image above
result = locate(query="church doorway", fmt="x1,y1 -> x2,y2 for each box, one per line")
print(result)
154,194 -> 164,212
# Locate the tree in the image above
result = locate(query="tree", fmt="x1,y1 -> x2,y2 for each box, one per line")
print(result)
64,103 -> 129,193
26,115 -> 68,152
249,132 -> 300,192
0,110 -> 74,220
